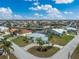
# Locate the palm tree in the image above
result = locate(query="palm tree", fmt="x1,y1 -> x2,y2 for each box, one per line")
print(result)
48,34 -> 52,41
6,21 -> 12,34
0,38 -> 14,59
26,23 -> 32,29
36,37 -> 45,51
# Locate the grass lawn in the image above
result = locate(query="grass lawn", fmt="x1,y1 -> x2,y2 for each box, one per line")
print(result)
71,45 -> 79,59
50,35 -> 74,46
0,54 -> 17,59
12,36 -> 29,47
27,46 -> 59,58
3,34 -> 12,39
68,31 -> 77,36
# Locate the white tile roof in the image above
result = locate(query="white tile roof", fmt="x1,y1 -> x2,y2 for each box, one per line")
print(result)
52,28 -> 66,34
66,27 -> 77,31
27,33 -> 48,42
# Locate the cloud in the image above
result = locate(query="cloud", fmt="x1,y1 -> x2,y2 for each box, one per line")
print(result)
47,8 -> 61,15
29,4 -> 52,10
54,0 -> 74,4
13,14 -> 25,19
0,7 -> 26,19
64,11 -> 73,14
34,13 -> 43,17
29,4 -> 64,19
29,5 -> 41,10
33,2 -> 39,6
0,7 -> 12,15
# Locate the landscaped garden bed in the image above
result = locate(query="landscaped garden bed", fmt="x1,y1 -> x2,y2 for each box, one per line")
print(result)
71,45 -> 79,59
12,36 -> 30,47
27,46 -> 59,58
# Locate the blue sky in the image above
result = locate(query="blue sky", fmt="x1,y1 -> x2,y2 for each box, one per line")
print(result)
0,0 -> 79,20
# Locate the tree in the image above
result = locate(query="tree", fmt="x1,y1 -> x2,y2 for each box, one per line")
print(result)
0,38 -> 14,59
22,36 -> 28,43
6,21 -> 12,34
36,37 -> 45,51
48,34 -> 52,41
26,23 -> 32,29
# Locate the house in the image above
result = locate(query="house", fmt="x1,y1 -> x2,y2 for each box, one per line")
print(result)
66,27 -> 77,31
51,28 -> 67,36
18,29 -> 32,36
27,33 -> 48,43
0,26 -> 8,33
10,28 -> 18,33
9,28 -> 32,36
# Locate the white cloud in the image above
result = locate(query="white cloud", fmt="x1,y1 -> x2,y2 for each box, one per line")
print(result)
0,7 -> 12,15
29,4 -> 60,14
54,0 -> 74,4
29,5 -> 41,10
13,15 -> 25,19
29,4 -> 63,19
33,2 -> 39,5
29,4 -> 52,10
0,7 -> 26,19
34,13 -> 43,17
47,8 -> 61,15
64,11 -> 73,14
34,13 -> 39,16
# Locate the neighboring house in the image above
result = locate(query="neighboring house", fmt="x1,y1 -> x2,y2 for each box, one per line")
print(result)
18,29 -> 32,36
51,28 -> 67,36
0,26 -> 8,33
9,28 -> 32,36
66,27 -> 77,31
27,33 -> 48,43
10,28 -> 18,33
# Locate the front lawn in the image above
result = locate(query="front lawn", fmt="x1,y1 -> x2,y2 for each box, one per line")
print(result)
71,45 -> 79,59
27,46 -> 59,58
67,31 -> 77,36
3,34 -> 12,39
12,36 -> 29,47
50,35 -> 74,46
0,54 -> 17,59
